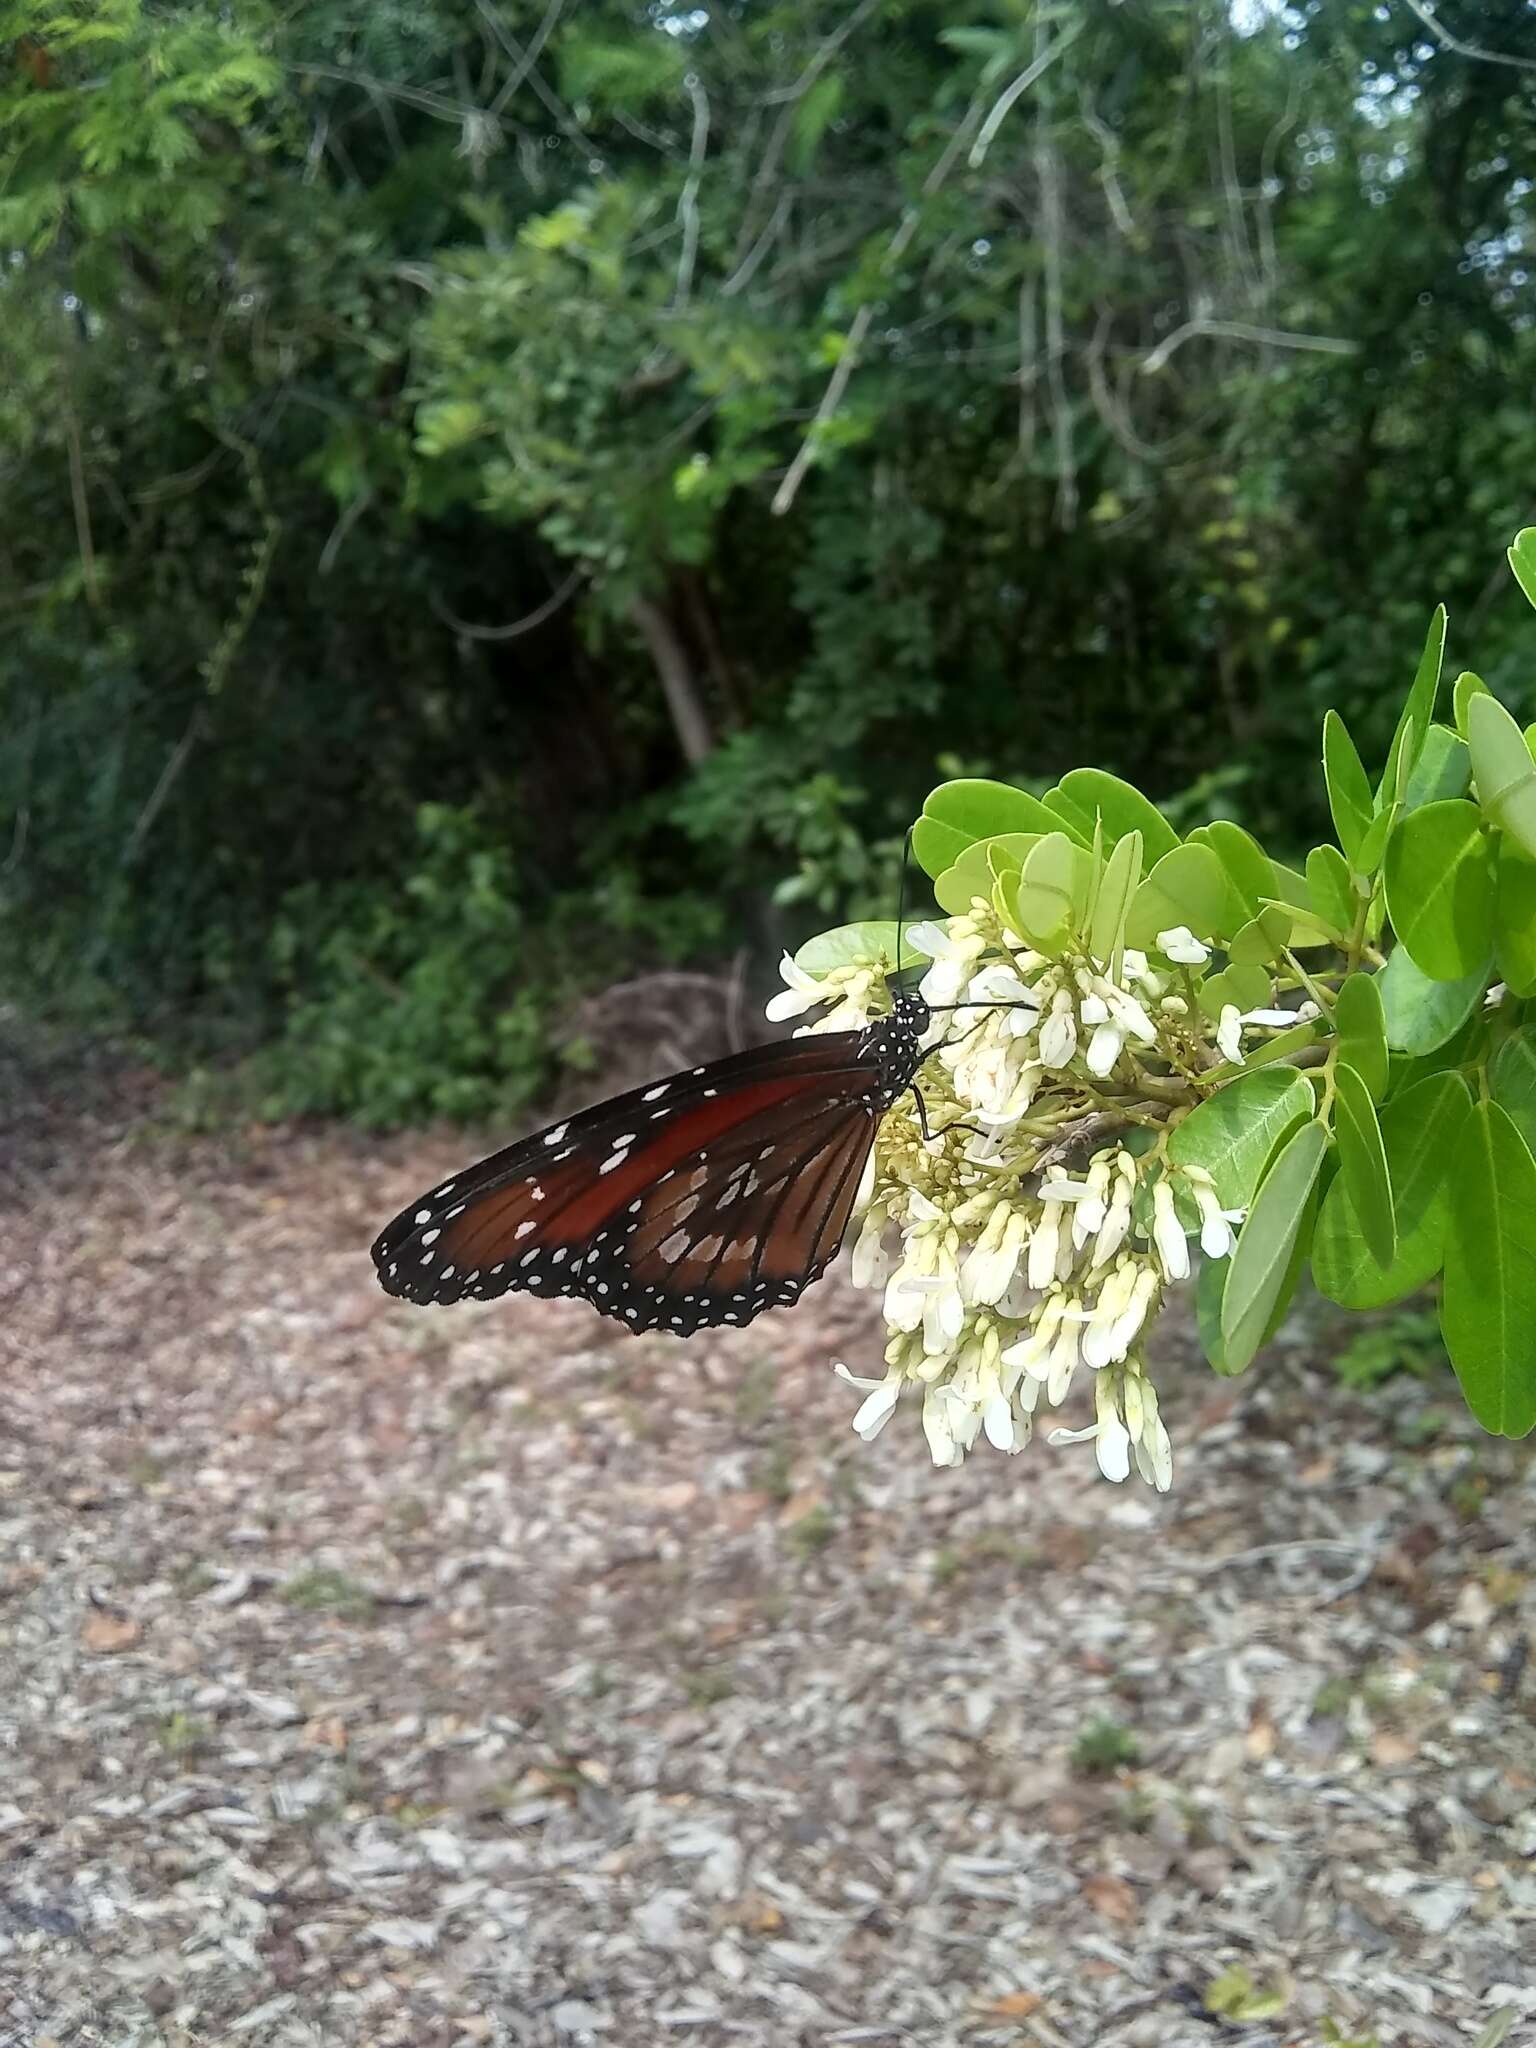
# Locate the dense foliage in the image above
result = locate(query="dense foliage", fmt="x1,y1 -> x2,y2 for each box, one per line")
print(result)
3,0 -> 1535,1120
788,537 -> 1536,1475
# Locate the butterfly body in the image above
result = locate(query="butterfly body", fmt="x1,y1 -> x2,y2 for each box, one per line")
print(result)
371,987 -> 931,1336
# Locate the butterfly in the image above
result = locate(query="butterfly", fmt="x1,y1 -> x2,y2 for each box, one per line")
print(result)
371,985 -> 932,1337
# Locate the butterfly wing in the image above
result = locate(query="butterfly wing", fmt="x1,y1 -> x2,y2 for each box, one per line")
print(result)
371,1031 -> 883,1331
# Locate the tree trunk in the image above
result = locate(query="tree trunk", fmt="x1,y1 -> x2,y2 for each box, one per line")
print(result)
628,591 -> 715,765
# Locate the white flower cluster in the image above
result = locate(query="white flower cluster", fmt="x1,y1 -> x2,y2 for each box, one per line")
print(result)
768,913 -> 1265,1491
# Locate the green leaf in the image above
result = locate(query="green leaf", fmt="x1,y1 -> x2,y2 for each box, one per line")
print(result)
1332,1062 -> 1396,1267
1228,905 -> 1293,966
1509,527 -> 1536,612
1332,973 -> 1389,1099
934,833 -> 1041,916
1382,798 -> 1495,979
1305,843 -> 1354,936
1454,669 -> 1493,738
1010,832 -> 1090,949
1088,829 -> 1142,967
912,780 -> 1070,879
1221,1121 -> 1330,1374
1468,691 -> 1536,862
1187,821 -> 1276,918
1195,959 -> 1272,1021
1442,1102 -> 1536,1437
1323,709 -> 1374,864
1170,1067 -> 1313,1210
1196,1252 -> 1230,1372
1353,799 -> 1399,878
1378,946 -> 1488,1054
1494,843 -> 1536,997
1124,843 -> 1239,948
1312,1072 -> 1472,1308
1490,1025 -> 1536,1154
1382,606 -> 1447,803
1043,770 -> 1179,864
795,921 -> 902,977
1402,724 -> 1471,815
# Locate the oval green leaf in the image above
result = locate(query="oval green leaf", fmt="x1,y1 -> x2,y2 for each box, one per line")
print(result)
1453,669 -> 1493,739
1312,1071 -> 1471,1308
1305,843 -> 1354,937
934,833 -> 1042,915
1044,771 -> 1179,864
1169,1067 -> 1313,1210
1220,1120 -> 1331,1375
1332,1062 -> 1396,1267
796,921 -> 903,976
1012,831 -> 1089,948
1188,821 -> 1276,918
1468,690 -> 1536,863
1382,798 -> 1495,980
1402,724 -> 1471,815
1125,843 -> 1240,948
1323,709 -> 1374,865
1332,972 -> 1389,1100
912,779 -> 1068,879
1509,527 -> 1536,613
1382,606 -> 1447,803
1088,828 -> 1142,967
1378,944 -> 1489,1054
1442,1101 -> 1536,1438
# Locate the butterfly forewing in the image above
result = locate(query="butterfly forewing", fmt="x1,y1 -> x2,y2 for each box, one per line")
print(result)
370,992 -> 931,1335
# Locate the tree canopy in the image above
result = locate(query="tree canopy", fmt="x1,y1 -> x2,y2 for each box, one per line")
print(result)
3,0 -> 1534,1120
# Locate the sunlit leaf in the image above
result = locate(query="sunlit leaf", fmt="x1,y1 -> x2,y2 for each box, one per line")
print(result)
1510,528 -> 1536,612
1468,691 -> 1536,862
1382,798 -> 1494,979
1382,606 -> 1447,802
1044,771 -> 1179,863
912,781 -> 1071,879
1454,669 -> 1493,738
1088,829 -> 1142,966
1125,843 -> 1240,947
934,833 -> 1042,916
795,921 -> 903,976
1332,972 -> 1389,1099
1323,710 -> 1374,865
1188,821 -> 1276,918
1305,843 -> 1354,936
1169,1067 -> 1313,1209
1402,723 -> 1470,814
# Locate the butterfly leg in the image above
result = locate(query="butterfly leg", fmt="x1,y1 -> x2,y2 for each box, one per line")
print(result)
910,1084 -> 985,1145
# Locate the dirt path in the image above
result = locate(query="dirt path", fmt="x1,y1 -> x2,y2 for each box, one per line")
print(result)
2,1058 -> 1533,2046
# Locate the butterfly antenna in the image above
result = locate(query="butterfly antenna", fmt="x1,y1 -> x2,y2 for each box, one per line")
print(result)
895,825 -> 914,989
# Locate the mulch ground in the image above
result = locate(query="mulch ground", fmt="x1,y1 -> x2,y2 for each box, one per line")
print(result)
2,1032 -> 1533,2048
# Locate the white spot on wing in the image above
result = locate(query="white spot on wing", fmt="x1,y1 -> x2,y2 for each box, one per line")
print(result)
414,1209 -> 432,1225
515,1220 -> 536,1240
643,1084 -> 668,1101
421,1228 -> 440,1246
543,1123 -> 568,1146
600,1147 -> 631,1174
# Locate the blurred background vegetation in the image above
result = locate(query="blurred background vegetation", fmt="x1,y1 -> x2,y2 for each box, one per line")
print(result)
2,0 -> 1534,1126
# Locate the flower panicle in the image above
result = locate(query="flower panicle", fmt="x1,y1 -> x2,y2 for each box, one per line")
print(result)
764,916 -> 1271,1492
